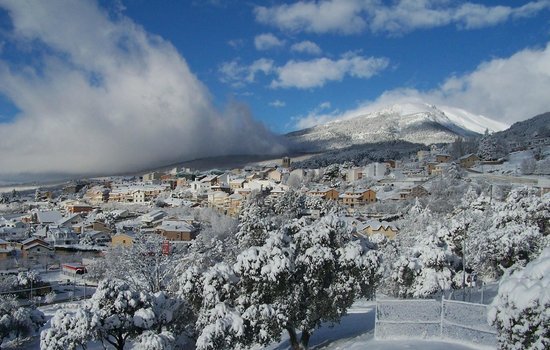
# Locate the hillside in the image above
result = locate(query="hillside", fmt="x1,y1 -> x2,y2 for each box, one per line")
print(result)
287,102 -> 508,152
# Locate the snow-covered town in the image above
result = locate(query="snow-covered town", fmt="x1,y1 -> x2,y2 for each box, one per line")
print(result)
1,1 -> 550,350
1,132 -> 549,349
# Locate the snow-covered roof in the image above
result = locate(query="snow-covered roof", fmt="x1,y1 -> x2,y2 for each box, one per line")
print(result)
36,211 -> 63,224
21,237 -> 50,246
358,220 -> 398,231
141,210 -> 167,223
157,220 -> 195,233
56,213 -> 83,226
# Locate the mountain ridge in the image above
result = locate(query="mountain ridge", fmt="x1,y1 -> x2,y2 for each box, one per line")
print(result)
286,102 -> 508,151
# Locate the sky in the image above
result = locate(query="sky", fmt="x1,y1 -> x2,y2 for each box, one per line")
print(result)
0,0 -> 549,179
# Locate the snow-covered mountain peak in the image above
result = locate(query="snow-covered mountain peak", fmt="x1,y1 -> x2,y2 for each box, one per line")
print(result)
287,102 -> 510,151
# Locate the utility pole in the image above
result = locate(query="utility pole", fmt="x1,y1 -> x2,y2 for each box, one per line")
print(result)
462,239 -> 466,302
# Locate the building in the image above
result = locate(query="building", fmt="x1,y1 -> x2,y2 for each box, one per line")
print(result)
142,172 -> 163,182
282,157 -> 291,168
435,154 -> 451,163
308,187 -> 339,200
229,178 -> 247,190
84,186 -> 110,204
339,189 -> 377,207
363,163 -> 388,179
267,169 -> 283,183
358,220 -> 399,239
459,153 -> 479,168
34,211 -> 63,225
111,232 -> 136,247
432,163 -> 450,176
347,168 -> 363,182
21,237 -> 53,259
155,220 -> 197,241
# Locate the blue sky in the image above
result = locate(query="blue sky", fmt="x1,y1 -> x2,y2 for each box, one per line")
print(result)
117,0 -> 550,132
0,0 -> 549,177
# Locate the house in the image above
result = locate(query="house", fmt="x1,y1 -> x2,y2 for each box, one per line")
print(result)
399,185 -> 429,200
347,168 -> 363,182
155,220 -> 197,241
21,237 -> 53,259
84,186 -> 110,204
358,220 -> 399,239
111,232 -> 136,247
91,221 -> 113,233
267,169 -> 283,183
229,178 -> 247,190
34,211 -> 63,225
46,226 -> 80,246
0,238 -> 11,260
308,187 -> 339,200
61,263 -> 87,277
227,193 -> 243,217
140,210 -> 167,227
339,189 -> 377,207
432,163 -> 450,176
56,213 -> 86,232
459,153 -> 479,168
82,230 -> 111,246
426,162 -> 438,175
142,171 -> 163,182
363,163 -> 388,179
410,185 -> 429,198
208,191 -> 229,211
65,203 -> 94,214
435,154 -> 451,163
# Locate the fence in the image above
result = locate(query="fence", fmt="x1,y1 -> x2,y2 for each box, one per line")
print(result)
375,298 -> 497,347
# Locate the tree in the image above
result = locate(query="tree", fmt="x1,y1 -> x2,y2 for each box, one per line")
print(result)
477,134 -> 507,161
96,234 -> 182,293
41,279 -> 185,350
0,294 -> 45,347
40,309 -> 93,350
488,247 -> 550,350
466,188 -> 549,280
185,215 -> 380,350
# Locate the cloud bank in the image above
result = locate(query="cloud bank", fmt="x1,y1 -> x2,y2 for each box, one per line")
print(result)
219,52 -> 388,89
294,42 -> 550,128
0,0 -> 285,180
255,0 -> 550,35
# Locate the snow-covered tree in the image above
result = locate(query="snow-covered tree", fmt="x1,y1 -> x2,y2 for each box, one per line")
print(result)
488,247 -> 550,350
41,279 -> 186,350
390,221 -> 462,298
467,188 -> 549,280
0,294 -> 45,347
184,215 -> 380,350
99,234 -> 182,293
40,309 -> 93,350
477,134 -> 507,161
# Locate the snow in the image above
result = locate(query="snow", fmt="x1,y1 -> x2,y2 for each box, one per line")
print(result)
264,300 -> 489,350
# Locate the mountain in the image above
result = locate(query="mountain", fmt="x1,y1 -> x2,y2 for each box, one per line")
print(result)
286,102 -> 508,151
490,112 -> 550,142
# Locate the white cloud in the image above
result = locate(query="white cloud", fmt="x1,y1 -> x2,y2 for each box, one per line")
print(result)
293,101 -> 337,129
255,0 -> 550,35
255,0 -> 366,34
292,43 -> 550,128
254,33 -> 285,51
219,58 -> 274,87
290,40 -> 322,55
269,100 -> 286,108
271,52 -> 389,89
227,38 -> 245,49
0,0 -> 285,179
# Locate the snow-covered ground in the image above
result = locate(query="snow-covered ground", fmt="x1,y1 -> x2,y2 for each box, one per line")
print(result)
264,300 -> 489,350
14,299 -> 491,349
